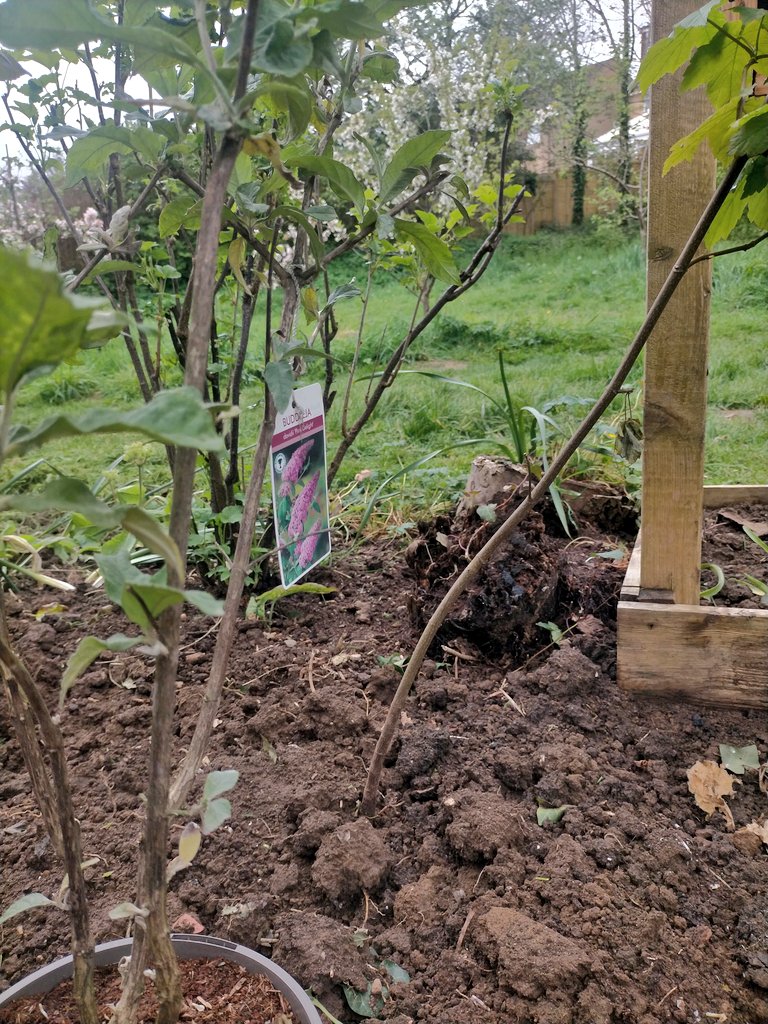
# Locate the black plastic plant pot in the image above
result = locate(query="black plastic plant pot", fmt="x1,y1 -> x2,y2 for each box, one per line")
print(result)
0,933 -> 322,1023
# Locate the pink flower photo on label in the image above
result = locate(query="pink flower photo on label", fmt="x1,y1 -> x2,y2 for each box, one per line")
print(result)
278,438 -> 315,497
288,470 -> 320,539
297,520 -> 323,568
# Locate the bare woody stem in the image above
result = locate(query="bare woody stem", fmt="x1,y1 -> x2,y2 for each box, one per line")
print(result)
0,601 -> 98,1024
360,154 -> 748,817
111,2 -> 261,1021
170,266 -> 300,812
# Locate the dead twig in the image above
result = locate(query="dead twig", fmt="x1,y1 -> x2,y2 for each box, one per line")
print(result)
455,909 -> 475,951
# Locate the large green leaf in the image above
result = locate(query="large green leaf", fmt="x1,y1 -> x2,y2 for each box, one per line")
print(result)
291,154 -> 366,215
0,0 -> 202,68
6,387 -> 224,458
681,29 -> 749,107
252,8 -> 314,77
663,98 -> 739,172
251,78 -> 313,139
264,360 -> 294,412
730,106 -> 768,158
0,248 -> 112,398
379,130 -> 451,203
394,219 -> 461,285
308,0 -> 386,38
0,892 -> 55,924
203,769 -> 240,801
158,196 -> 202,238
61,633 -> 142,704
0,0 -> 105,50
65,124 -> 164,187
636,20 -> 716,92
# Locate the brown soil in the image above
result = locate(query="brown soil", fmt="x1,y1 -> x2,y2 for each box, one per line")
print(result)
0,958 -> 297,1023
2,493 -> 768,1024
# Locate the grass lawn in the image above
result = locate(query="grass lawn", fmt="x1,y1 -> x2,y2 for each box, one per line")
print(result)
5,227 -> 766,527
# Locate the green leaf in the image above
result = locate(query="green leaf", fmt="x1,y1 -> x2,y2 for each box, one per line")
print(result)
182,588 -> 225,617
663,98 -> 739,172
291,154 -> 366,215
264,360 -> 294,412
246,582 -> 336,619
273,205 -> 325,265
744,524 -> 768,555
203,769 -> 240,801
82,259 -> 138,281
253,9 -> 314,77
476,504 -> 497,523
719,743 -> 760,775
730,106 -> 768,158
379,129 -> 451,203
394,219 -> 461,285
309,0 -> 386,38
700,562 -> 726,600
681,29 -> 749,107
65,124 -> 164,187
636,19 -> 716,92
0,0 -> 105,50
201,796 -> 232,835
0,892 -> 55,924
343,982 -> 386,1018
158,196 -> 201,238
360,50 -> 399,83
304,204 -> 338,222
108,901 -> 148,921
0,248 -> 111,398
178,822 -> 202,863
381,959 -> 410,984
120,583 -> 186,633
323,280 -> 362,310
252,78 -> 313,139
704,176 -> 746,245
536,805 -> 570,825
6,387 -> 225,458
0,49 -> 27,80
61,633 -> 142,705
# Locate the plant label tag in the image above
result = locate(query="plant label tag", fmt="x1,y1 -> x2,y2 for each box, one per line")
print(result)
270,383 -> 331,586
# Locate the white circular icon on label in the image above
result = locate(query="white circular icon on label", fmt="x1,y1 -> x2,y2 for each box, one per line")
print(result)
274,452 -> 287,474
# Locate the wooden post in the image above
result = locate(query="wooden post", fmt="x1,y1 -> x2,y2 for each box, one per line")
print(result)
640,0 -> 716,605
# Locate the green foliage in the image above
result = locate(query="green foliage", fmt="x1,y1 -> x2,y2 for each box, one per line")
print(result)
245,581 -> 336,621
719,743 -> 760,775
637,2 -> 768,244
700,561 -> 725,601
0,892 -> 56,924
0,248 -> 123,398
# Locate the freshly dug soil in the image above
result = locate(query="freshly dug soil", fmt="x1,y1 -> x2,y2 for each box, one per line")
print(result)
2,492 -> 768,1024
0,958 -> 297,1023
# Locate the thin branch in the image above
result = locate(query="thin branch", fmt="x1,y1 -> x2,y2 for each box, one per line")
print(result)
327,180 -> 528,484
360,154 -> 749,817
688,229 -> 768,267
312,173 -> 449,276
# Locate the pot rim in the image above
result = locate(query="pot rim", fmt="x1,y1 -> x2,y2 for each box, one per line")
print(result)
0,932 -> 321,1024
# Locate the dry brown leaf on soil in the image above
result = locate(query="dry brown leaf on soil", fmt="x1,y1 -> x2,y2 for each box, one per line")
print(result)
744,821 -> 768,845
687,760 -> 739,830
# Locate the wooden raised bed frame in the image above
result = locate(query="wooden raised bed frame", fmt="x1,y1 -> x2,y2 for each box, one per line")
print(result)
618,486 -> 768,710
616,0 -> 767,711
